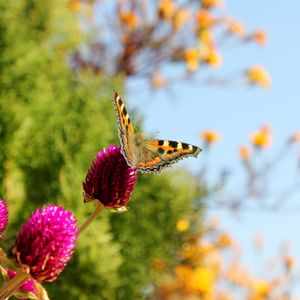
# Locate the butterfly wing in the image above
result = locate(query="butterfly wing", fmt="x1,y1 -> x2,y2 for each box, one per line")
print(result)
112,91 -> 135,166
135,139 -> 202,174
113,91 -> 202,173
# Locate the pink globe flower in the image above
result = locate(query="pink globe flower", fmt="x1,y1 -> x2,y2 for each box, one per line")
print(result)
83,145 -> 137,210
7,270 -> 37,295
0,198 -> 8,238
12,205 -> 78,282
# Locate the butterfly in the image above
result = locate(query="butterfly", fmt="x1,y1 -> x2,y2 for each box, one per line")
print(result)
112,91 -> 202,174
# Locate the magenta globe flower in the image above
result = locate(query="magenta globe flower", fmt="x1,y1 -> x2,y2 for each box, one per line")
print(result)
12,205 -> 78,282
0,198 -> 8,238
83,145 -> 137,210
7,270 -> 37,295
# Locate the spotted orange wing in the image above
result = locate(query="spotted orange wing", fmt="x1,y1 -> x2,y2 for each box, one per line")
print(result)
112,91 -> 135,166
134,139 -> 202,174
112,91 -> 202,174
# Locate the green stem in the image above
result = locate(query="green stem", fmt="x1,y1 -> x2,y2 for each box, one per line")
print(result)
0,271 -> 31,300
78,202 -> 103,235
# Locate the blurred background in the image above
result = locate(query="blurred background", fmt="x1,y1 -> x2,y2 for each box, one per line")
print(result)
0,0 -> 299,299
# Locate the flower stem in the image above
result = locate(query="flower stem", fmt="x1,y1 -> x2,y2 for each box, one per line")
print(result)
0,271 -> 31,300
78,202 -> 103,235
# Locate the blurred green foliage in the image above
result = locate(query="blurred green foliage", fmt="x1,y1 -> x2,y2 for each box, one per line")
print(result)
110,171 -> 199,299
0,1 -> 202,299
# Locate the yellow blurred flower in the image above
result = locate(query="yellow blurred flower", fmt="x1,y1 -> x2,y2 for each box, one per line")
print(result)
260,124 -> 272,135
198,242 -> 216,256
119,11 -> 139,29
180,243 -> 197,260
206,252 -> 223,276
284,254 -> 296,271
151,72 -> 167,89
289,132 -> 300,143
69,0 -> 81,11
175,264 -> 192,281
227,20 -> 246,37
239,145 -> 252,160
197,29 -> 214,45
196,9 -> 215,28
250,133 -> 271,148
250,126 -> 272,148
180,242 -> 216,263
176,265 -> 214,295
201,0 -> 223,9
251,30 -> 267,46
204,48 -> 222,68
201,130 -> 221,144
184,48 -> 201,71
172,8 -> 190,30
253,234 -> 264,248
188,266 -> 214,294
226,263 -> 252,287
246,65 -> 271,89
216,232 -> 233,248
176,219 -> 190,232
158,0 -> 176,20
251,279 -> 271,298
153,258 -> 166,271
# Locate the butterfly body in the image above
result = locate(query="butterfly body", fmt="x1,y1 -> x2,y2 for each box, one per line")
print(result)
113,91 -> 202,174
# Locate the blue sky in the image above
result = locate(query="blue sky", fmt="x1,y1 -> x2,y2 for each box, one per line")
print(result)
125,0 -> 300,290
